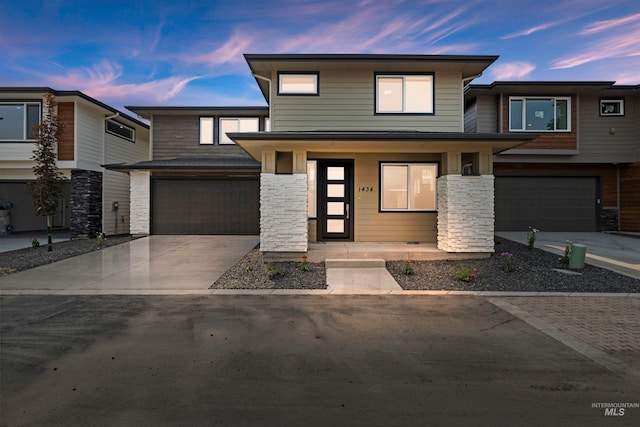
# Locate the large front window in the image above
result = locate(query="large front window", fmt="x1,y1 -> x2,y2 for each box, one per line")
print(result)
0,103 -> 41,140
376,74 -> 434,114
381,163 -> 437,211
509,97 -> 570,132
219,117 -> 259,145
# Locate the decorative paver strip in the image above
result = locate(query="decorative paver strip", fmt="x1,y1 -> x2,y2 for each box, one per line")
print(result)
502,297 -> 640,370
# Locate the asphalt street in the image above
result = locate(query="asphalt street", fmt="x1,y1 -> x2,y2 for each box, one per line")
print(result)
1,295 -> 638,426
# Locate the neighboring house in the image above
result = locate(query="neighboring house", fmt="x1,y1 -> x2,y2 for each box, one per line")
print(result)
203,53 -> 536,257
108,107 -> 269,235
464,82 -> 640,232
0,88 -> 150,237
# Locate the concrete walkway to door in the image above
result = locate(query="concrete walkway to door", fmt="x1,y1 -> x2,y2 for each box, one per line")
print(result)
0,236 -> 259,292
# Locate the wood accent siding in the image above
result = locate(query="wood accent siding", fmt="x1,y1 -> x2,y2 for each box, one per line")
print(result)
309,152 -> 440,242
57,102 -> 74,160
152,114 -> 265,160
494,163 -> 618,207
620,163 -> 640,231
272,70 -> 463,132
501,95 -> 577,150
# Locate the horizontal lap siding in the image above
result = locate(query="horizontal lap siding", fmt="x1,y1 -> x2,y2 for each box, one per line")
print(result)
273,70 -> 462,132
75,105 -> 103,169
310,152 -> 439,242
152,114 -> 266,160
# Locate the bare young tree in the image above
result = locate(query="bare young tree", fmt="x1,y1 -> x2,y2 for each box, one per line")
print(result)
28,93 -> 67,252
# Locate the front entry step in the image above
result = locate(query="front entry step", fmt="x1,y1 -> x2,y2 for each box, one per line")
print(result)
325,258 -> 386,268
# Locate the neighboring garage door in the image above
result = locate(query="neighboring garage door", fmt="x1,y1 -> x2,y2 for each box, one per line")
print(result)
495,176 -> 599,231
152,178 -> 259,234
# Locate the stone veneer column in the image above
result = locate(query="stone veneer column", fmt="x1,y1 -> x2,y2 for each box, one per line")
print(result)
437,174 -> 495,252
130,170 -> 151,235
70,170 -> 103,238
260,173 -> 308,253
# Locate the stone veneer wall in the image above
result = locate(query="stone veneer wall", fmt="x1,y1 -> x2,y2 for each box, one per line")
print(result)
130,171 -> 151,235
260,173 -> 308,252
70,170 -> 103,238
437,174 -> 494,252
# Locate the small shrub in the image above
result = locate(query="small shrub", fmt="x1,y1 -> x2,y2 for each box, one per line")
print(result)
501,252 -> 514,272
245,257 -> 253,271
265,262 -> 284,278
96,232 -> 106,248
453,267 -> 477,282
401,259 -> 414,275
31,237 -> 40,248
561,241 -> 572,265
299,255 -> 310,272
526,226 -> 539,250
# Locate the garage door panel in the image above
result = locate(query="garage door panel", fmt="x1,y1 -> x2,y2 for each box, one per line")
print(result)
152,178 -> 259,235
495,177 -> 598,232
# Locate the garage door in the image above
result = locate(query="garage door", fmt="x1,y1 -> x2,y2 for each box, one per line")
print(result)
152,178 -> 259,235
495,176 -> 599,231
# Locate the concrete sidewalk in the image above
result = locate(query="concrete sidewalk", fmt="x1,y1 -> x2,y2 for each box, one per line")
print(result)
496,231 -> 640,279
0,230 -> 70,253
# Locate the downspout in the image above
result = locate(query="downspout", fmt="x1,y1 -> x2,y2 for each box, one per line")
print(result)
461,73 -> 482,133
103,111 -> 119,234
252,73 -> 272,130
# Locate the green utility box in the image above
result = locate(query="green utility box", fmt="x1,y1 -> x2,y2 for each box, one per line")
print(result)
569,243 -> 587,269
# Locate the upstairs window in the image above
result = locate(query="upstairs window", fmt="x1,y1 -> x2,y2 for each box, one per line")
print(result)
199,117 -> 214,144
106,119 -> 135,142
600,99 -> 624,116
509,97 -> 570,132
278,73 -> 319,95
219,117 -> 259,145
0,102 -> 40,140
376,74 -> 434,114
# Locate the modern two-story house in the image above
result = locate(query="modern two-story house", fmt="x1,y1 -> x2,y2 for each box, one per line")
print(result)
0,88 -> 150,237
118,54 -> 536,258
464,82 -> 640,232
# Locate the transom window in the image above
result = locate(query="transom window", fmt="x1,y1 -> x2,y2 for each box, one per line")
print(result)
219,117 -> 259,145
381,163 -> 437,211
278,73 -> 319,95
199,117 -> 214,144
509,97 -> 570,132
106,119 -> 135,142
376,74 -> 434,114
0,102 -> 41,140
600,99 -> 624,116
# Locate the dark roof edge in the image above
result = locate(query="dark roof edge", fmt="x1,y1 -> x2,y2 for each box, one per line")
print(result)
229,131 -> 539,141
244,53 -> 500,63
126,106 -> 269,112
466,81 -> 621,91
0,87 -> 148,128
105,163 -> 261,171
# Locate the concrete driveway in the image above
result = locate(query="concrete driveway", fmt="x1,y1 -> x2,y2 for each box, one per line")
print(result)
0,235 -> 258,292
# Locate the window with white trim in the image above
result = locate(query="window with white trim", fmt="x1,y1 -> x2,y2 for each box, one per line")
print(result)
278,73 -> 319,95
509,97 -> 570,131
199,117 -> 214,144
381,163 -> 437,211
600,99 -> 624,116
106,119 -> 135,142
376,74 -> 434,114
0,102 -> 41,140
219,117 -> 259,145
307,160 -> 317,218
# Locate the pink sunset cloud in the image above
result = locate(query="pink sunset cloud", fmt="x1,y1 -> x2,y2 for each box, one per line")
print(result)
490,61 -> 536,80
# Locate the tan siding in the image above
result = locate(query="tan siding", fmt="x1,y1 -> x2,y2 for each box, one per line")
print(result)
578,94 -> 637,160
75,104 -> 103,169
273,70 -> 463,132
57,102 -> 75,160
0,142 -> 37,161
309,152 -> 440,242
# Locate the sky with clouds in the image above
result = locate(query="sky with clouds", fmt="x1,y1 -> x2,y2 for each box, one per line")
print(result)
2,0 -> 639,112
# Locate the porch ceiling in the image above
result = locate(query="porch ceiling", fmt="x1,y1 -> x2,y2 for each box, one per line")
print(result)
229,131 -> 539,161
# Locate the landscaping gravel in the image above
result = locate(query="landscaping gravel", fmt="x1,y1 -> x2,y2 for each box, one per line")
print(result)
388,238 -> 640,293
211,249 -> 326,289
0,235 -> 139,276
